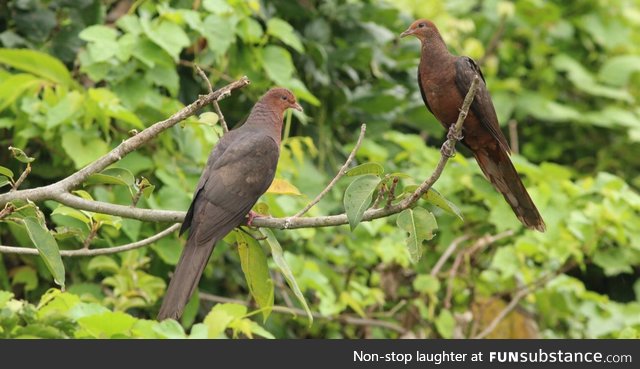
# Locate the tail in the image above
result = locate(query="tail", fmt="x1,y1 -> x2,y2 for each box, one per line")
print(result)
157,234 -> 218,320
473,148 -> 546,232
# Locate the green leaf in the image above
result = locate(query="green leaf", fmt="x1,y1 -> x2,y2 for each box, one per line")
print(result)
181,289 -> 200,328
261,229 -> 313,325
0,290 -> 14,308
86,167 -> 135,188
598,55 -> 640,87
339,291 -> 367,317
51,206 -> 91,224
280,78 -> 321,106
137,177 -> 155,199
0,48 -> 73,87
413,274 -> 441,295
553,54 -> 633,102
0,165 -> 13,179
45,91 -> 84,129
203,14 -> 236,57
198,112 -> 219,126
0,177 -> 10,188
261,45 -> 294,84
266,178 -> 301,195
490,246 -> 519,277
396,207 -> 438,263
423,188 -> 464,221
0,73 -> 42,112
61,131 -> 109,169
236,231 -> 274,322
72,190 -> 94,201
153,319 -> 187,339
87,256 -> 120,275
23,216 -> 65,287
78,25 -> 118,43
343,175 -> 380,230
8,146 -> 35,163
203,303 -> 247,338
12,266 -> 38,291
245,321 -> 275,339
237,17 -> 263,43
140,19 -> 190,61
435,310 -> 455,338
202,0 -> 233,14
346,162 -> 384,177
77,311 -> 137,338
267,18 -> 304,53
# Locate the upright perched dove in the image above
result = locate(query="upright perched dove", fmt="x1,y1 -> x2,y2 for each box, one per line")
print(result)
158,88 -> 303,320
401,19 -> 545,232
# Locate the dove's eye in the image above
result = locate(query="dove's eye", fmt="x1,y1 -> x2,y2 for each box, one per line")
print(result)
281,95 -> 288,101
418,23 -> 426,28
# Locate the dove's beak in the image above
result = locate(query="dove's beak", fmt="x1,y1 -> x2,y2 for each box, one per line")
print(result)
292,102 -> 303,112
400,28 -> 414,38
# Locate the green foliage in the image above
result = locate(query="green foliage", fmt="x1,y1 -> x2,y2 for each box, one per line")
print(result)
396,207 -> 438,263
22,216 -> 65,287
235,230 -> 274,322
343,174 -> 380,230
1,0 -> 640,339
0,289 -> 271,338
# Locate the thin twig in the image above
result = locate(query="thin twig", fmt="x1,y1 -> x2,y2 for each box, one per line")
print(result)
11,163 -> 31,192
195,65 -> 213,93
292,123 -> 367,218
195,64 -> 229,133
473,262 -> 574,339
473,286 -> 530,339
199,292 -> 406,334
385,176 -> 399,207
430,235 -> 470,277
82,222 -> 98,249
443,252 -> 465,309
478,15 -> 507,67
443,230 -> 514,309
371,182 -> 387,209
0,203 -> 15,220
179,60 -> 234,82
0,223 -> 181,256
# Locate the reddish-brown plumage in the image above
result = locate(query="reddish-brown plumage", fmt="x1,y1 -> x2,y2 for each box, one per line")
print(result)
157,88 -> 302,320
401,20 -> 545,232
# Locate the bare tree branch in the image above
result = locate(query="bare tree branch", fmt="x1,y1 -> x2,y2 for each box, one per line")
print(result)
473,261 -> 575,339
11,163 -> 31,192
0,223 -> 181,256
292,123 -> 366,218
473,287 -> 529,339
194,64 -> 229,133
0,76 -> 481,253
0,77 -> 250,207
200,292 -> 407,334
430,235 -> 470,277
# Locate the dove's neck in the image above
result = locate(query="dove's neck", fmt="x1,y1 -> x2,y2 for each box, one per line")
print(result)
244,102 -> 284,144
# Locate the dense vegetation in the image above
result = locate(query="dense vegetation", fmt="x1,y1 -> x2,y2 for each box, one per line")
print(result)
1,0 -> 639,338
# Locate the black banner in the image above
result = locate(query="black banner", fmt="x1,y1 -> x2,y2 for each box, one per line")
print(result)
1,339 -> 637,368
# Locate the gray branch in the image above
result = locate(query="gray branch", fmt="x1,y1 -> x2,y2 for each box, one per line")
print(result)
0,76 -> 482,253
0,223 -> 181,256
0,77 -> 250,207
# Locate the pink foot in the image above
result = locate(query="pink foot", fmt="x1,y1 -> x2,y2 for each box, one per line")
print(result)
246,210 -> 261,227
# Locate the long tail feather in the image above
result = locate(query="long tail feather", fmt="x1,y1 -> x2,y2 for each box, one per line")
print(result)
157,234 -> 218,320
473,148 -> 546,232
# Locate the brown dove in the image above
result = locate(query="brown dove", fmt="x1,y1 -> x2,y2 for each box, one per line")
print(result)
158,88 -> 303,320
